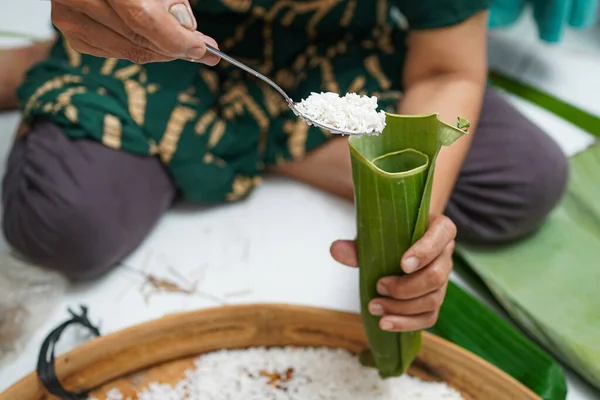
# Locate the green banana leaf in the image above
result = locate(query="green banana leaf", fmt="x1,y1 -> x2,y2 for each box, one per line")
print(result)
349,113 -> 467,378
489,71 -> 600,137
457,141 -> 600,389
431,280 -> 567,400
453,71 -> 600,389
349,110 -> 568,398
0,30 -> 46,43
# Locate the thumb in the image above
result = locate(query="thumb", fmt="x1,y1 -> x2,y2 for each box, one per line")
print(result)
167,1 -> 221,65
167,2 -> 197,30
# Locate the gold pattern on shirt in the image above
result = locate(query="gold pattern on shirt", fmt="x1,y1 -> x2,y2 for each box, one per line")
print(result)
364,54 -> 391,90
195,109 -> 218,135
178,86 -> 201,106
292,53 -> 308,73
226,174 -> 255,201
114,65 -> 142,80
159,106 -> 197,164
373,0 -> 394,53
261,22 -> 274,73
23,75 -> 82,116
57,87 -> 86,106
223,106 -> 236,120
340,0 -> 356,26
348,75 -> 366,93
215,0 -> 349,75
178,92 -> 200,105
267,0 -> 343,38
100,58 -> 118,75
223,14 -> 258,49
222,83 -> 270,158
124,80 -> 147,126
55,86 -> 86,124
139,69 -> 149,84
220,0 -> 252,12
274,69 -> 297,91
64,106 -> 78,123
283,119 -> 309,159
63,40 -> 81,68
203,152 -> 227,167
310,55 -> 339,92
208,120 -> 226,148
259,84 -> 287,117
221,84 -> 270,131
102,114 -> 122,149
200,69 -> 220,93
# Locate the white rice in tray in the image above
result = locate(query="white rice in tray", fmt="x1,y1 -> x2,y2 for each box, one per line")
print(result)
295,92 -> 387,135
92,347 -> 464,400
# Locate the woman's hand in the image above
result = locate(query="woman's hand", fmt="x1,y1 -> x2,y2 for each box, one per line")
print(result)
331,215 -> 456,332
51,0 -> 220,65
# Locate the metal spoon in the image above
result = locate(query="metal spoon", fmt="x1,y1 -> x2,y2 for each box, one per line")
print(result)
203,45 -> 366,136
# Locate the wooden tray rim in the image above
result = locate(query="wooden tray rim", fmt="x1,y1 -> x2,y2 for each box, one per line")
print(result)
1,303 -> 542,400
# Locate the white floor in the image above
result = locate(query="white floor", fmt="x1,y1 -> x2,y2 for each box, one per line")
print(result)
0,2 -> 599,399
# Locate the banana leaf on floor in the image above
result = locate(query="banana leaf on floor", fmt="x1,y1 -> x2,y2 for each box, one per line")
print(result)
457,140 -> 600,390
455,72 -> 600,389
431,281 -> 567,400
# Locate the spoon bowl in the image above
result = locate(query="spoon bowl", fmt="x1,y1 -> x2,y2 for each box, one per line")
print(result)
205,45 -> 369,137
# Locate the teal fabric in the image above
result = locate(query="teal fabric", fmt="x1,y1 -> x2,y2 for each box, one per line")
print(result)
489,0 -> 599,42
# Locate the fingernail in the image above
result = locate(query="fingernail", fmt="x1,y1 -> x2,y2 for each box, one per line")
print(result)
170,3 -> 195,29
186,46 -> 206,60
377,281 -> 389,296
369,303 -> 384,316
403,257 -> 419,273
381,321 -> 394,331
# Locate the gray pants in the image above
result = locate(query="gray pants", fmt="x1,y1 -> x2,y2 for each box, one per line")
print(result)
2,88 -> 568,280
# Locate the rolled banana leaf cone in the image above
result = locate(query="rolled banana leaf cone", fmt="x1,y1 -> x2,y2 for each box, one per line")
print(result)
349,113 -> 468,378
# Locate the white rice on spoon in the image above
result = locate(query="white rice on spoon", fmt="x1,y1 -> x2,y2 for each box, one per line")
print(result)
295,92 -> 387,135
92,347 -> 464,400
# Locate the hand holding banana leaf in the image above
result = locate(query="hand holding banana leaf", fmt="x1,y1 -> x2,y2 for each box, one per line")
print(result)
331,214 -> 456,332
332,113 -> 469,378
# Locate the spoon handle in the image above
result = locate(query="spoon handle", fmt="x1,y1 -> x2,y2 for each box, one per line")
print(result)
204,44 -> 294,106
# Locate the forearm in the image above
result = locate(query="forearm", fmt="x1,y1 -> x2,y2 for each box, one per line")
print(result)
0,40 -> 54,110
398,73 -> 485,217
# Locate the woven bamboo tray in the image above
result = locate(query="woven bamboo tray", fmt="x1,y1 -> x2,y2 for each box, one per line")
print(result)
0,304 -> 540,400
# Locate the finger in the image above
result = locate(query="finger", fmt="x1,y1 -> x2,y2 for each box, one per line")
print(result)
401,215 -> 456,273
379,311 -> 440,332
60,8 -> 175,63
66,37 -> 116,59
330,240 -> 358,267
378,243 -> 453,299
107,0 -> 220,63
74,0 -> 168,56
368,284 -> 447,317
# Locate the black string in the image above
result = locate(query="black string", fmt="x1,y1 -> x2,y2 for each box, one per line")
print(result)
36,305 -> 101,400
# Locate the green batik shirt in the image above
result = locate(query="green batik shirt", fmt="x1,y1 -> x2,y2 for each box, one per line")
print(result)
17,0 -> 491,203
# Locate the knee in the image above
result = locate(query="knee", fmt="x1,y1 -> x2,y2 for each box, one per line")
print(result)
453,137 -> 569,245
3,193 -> 119,281
2,139 -> 120,281
516,143 -> 569,236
